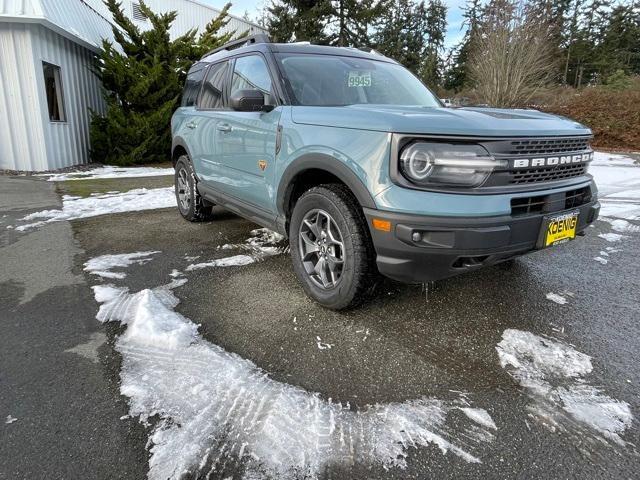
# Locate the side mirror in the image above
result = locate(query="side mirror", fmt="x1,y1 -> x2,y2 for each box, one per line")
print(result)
230,89 -> 267,112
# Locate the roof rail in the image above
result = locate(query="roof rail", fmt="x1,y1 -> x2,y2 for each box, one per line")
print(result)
202,33 -> 271,59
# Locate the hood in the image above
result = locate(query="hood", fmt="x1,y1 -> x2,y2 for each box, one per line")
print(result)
291,105 -> 591,137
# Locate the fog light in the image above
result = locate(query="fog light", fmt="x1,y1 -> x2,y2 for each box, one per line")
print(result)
412,232 -> 422,242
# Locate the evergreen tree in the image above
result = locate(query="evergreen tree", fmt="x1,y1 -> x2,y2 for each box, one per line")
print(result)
90,0 -> 233,165
328,0 -> 387,47
444,0 -> 481,91
374,0 -> 428,73
374,0 -> 447,86
420,0 -> 447,86
267,0 -> 332,43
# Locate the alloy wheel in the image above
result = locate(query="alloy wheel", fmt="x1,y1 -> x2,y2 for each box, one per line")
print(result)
298,209 -> 345,289
177,167 -> 191,211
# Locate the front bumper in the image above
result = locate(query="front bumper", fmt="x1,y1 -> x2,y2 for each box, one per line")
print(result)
364,199 -> 600,283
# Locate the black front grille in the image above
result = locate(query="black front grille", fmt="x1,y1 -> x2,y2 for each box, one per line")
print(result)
509,138 -> 590,155
511,186 -> 592,216
509,164 -> 588,184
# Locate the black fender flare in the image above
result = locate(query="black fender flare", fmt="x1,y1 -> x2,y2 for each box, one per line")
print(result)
171,137 -> 192,165
276,153 -> 377,218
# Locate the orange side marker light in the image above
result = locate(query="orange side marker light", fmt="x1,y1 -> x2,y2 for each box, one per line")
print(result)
372,218 -> 391,232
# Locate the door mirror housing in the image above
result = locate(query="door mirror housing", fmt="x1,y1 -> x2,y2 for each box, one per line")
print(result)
230,89 -> 269,112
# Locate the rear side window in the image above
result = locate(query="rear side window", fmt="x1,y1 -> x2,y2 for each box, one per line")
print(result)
181,65 -> 205,107
230,55 -> 272,103
198,61 -> 230,110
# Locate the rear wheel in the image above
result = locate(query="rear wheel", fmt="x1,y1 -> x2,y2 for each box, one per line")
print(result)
289,184 -> 377,310
174,155 -> 213,222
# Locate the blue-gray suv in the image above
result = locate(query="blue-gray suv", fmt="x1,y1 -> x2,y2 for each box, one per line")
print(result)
171,35 -> 600,309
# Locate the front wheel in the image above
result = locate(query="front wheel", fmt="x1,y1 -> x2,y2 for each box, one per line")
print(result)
174,155 -> 213,222
289,184 -> 377,310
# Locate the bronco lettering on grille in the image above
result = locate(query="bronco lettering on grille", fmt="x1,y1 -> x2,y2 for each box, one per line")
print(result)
512,152 -> 594,169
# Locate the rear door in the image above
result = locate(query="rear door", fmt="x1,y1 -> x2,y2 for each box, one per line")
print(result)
191,60 -> 231,191
215,54 -> 280,212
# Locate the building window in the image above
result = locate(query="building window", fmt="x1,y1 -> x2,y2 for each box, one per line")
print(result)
131,2 -> 147,22
42,62 -> 66,122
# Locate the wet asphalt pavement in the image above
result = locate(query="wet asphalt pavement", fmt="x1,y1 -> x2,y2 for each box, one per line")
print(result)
1,174 -> 639,479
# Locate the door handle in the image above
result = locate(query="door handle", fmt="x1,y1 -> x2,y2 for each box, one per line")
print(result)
217,123 -> 232,133
186,121 -> 197,129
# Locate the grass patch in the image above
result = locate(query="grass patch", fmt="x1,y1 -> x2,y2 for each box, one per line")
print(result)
56,175 -> 173,198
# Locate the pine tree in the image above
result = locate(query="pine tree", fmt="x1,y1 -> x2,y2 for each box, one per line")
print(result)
420,0 -> 447,86
90,0 -> 233,165
444,0 -> 481,91
267,0 -> 333,43
329,0 -> 387,47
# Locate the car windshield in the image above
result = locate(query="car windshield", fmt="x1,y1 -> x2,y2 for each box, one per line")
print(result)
275,53 -> 441,107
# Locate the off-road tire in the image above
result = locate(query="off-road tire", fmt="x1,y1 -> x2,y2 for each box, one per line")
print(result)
289,184 -> 378,310
174,155 -> 213,222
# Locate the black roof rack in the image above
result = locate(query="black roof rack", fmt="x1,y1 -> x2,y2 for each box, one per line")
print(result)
202,33 -> 271,59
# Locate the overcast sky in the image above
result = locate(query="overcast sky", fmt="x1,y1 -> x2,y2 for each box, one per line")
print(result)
200,0 -> 469,50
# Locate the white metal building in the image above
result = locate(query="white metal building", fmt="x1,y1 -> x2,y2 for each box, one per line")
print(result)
0,0 -> 265,171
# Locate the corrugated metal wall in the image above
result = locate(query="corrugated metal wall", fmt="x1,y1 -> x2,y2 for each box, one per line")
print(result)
132,0 -> 266,39
0,23 -> 104,171
0,23 -> 48,171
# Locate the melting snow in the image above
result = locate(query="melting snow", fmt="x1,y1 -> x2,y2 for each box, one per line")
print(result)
316,336 -> 334,350
15,188 -> 176,231
185,229 -> 286,271
186,254 -> 256,271
496,329 -> 633,447
84,251 -> 159,279
598,232 -> 626,242
39,165 -> 174,181
591,152 -> 640,221
546,293 -> 568,305
87,255 -> 495,479
459,408 -> 497,430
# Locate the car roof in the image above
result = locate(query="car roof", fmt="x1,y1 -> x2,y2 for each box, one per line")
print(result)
200,41 -> 397,65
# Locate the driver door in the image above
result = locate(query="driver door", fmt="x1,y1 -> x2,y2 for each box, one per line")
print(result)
216,54 -> 280,213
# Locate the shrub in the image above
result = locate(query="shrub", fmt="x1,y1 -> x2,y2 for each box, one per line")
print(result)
542,78 -> 640,151
90,1 -> 233,166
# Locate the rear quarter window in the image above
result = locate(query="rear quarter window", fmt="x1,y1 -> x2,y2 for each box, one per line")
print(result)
181,65 -> 205,107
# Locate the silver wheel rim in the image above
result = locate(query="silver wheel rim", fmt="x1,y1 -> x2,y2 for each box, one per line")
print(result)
177,167 -> 191,211
298,209 -> 345,289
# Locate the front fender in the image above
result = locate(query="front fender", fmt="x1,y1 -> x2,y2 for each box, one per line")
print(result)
276,152 -> 378,217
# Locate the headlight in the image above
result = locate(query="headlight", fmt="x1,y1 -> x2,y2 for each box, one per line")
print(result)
399,142 -> 507,187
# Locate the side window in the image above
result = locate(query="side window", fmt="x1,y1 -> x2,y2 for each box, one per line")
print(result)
42,62 -> 66,122
181,65 -> 205,107
198,61 -> 230,110
230,55 -> 272,103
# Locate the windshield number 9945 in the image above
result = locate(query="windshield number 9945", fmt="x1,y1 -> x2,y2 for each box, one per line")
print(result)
348,72 -> 372,87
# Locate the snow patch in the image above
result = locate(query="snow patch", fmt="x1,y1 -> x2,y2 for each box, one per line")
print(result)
459,408 -> 497,430
5,415 -> 17,424
496,329 -> 633,447
593,256 -> 608,265
591,152 -> 640,222
185,254 -> 256,271
546,292 -> 568,305
16,188 -> 176,231
40,165 -> 174,181
316,336 -> 334,350
600,218 -> 640,234
185,229 -> 286,271
90,277 -> 495,479
598,232 -> 626,242
84,251 -> 159,279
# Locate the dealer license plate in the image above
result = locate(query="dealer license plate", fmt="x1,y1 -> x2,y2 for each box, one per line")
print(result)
541,211 -> 579,247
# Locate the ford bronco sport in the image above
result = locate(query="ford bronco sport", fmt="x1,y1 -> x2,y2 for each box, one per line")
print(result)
171,34 -> 600,309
